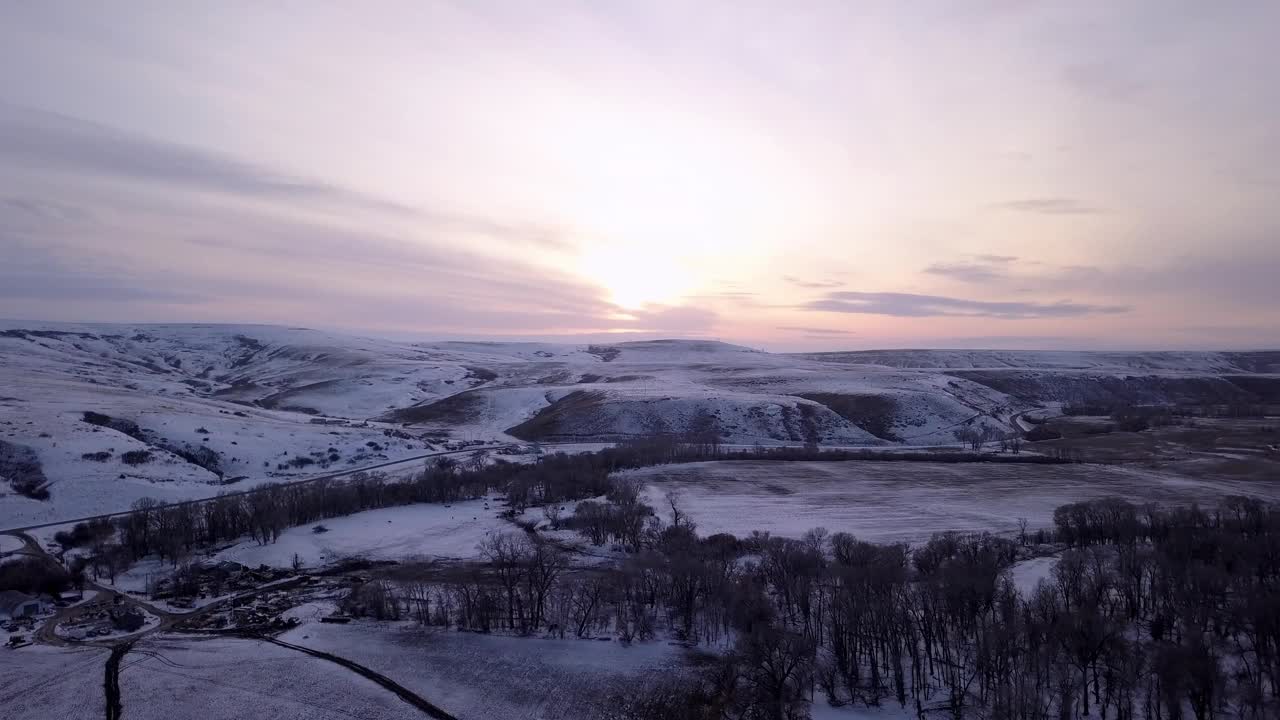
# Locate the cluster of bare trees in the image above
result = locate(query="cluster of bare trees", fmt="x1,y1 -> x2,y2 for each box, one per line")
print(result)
55,438 -> 728,583
565,479 -> 654,551
342,494 -> 1280,720
952,425 -> 1004,451
56,435 -> 1070,584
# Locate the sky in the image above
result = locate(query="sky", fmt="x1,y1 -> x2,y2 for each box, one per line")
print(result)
1,1 -> 1277,351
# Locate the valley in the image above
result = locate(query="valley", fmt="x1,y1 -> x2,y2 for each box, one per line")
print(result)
3,323 -> 1279,720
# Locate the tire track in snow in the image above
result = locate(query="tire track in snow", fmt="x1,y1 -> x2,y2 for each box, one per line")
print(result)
247,634 -> 458,720
103,640 -> 134,720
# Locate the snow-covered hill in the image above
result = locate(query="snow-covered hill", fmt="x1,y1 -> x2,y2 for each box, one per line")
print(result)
795,349 -> 1280,373
2,322 -> 1277,526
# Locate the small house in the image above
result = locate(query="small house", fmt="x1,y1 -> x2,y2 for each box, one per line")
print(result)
0,591 -> 41,620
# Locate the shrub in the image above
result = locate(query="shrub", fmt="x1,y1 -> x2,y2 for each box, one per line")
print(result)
1,439 -> 50,500
1025,425 -> 1063,442
170,444 -> 222,474
82,411 -> 112,427
81,411 -> 146,441
53,518 -> 113,550
82,451 -> 112,462
13,481 -> 50,500
121,449 -> 154,465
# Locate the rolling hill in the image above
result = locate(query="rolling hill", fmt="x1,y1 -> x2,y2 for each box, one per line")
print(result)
2,322 -> 1277,526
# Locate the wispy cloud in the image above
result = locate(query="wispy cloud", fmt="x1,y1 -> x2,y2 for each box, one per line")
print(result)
989,197 -> 1103,215
806,291 -> 1129,319
0,103 -> 417,217
0,235 -> 208,304
0,196 -> 94,224
783,275 -> 842,289
924,262 -> 1007,283
0,104 -> 581,253
924,254 -> 1022,283
776,325 -> 857,336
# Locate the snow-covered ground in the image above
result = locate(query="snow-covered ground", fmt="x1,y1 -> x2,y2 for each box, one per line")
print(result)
279,620 -> 688,720
1006,555 -> 1061,596
121,634 -> 416,720
211,498 -> 512,568
0,644 -> 108,720
630,460 -> 1280,545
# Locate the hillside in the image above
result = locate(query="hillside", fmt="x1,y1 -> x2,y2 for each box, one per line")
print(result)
2,322 -> 1277,526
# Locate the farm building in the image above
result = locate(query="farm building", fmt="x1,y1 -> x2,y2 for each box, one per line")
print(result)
0,590 -> 42,620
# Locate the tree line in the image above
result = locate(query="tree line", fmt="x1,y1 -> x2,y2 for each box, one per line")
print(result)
51,436 -> 743,578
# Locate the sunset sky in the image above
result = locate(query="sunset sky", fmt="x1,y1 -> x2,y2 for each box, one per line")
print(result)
2,1 -> 1277,350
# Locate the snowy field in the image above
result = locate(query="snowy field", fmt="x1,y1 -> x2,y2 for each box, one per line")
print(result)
121,634 -> 416,720
0,644 -> 109,720
20,625 -> 689,720
212,498 -> 512,568
279,620 -> 688,720
630,460 -> 1280,545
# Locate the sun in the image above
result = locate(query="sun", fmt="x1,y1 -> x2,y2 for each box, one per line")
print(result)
579,245 -> 693,309
550,100 -> 781,310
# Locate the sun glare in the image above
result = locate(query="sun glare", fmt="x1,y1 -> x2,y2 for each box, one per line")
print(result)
579,245 -> 693,309
550,100 -> 782,310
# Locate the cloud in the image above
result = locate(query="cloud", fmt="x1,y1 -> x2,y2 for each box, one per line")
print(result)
0,191 -> 711,337
783,275 -> 843,289
689,291 -> 759,302
180,224 -> 602,318
776,326 -> 857,336
924,254 -> 1022,283
921,247 -> 1280,326
0,103 -> 419,217
805,291 -> 1129,319
924,261 -> 1008,283
0,104 -> 580,253
0,196 -> 94,224
0,235 -> 207,304
414,211 -> 577,252
614,305 -> 719,333
1001,251 -> 1280,310
989,197 -> 1103,215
